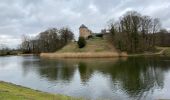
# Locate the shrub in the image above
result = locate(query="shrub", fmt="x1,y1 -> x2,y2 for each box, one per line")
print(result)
77,37 -> 86,48
87,35 -> 93,39
95,34 -> 103,38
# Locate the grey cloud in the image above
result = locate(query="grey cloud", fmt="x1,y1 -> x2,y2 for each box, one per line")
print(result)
0,0 -> 170,48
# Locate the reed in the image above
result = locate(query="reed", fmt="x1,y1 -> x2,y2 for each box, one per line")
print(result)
40,52 -> 128,58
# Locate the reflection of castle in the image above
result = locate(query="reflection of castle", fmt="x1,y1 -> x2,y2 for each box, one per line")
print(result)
79,24 -> 110,39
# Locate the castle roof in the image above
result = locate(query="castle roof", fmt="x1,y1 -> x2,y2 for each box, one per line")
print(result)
79,24 -> 87,28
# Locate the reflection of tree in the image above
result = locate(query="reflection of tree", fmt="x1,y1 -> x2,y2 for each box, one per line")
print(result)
78,62 -> 93,83
38,60 -> 76,82
21,58 -> 76,82
74,57 -> 170,99
20,56 -> 41,77
21,57 -> 170,99
90,57 -> 169,99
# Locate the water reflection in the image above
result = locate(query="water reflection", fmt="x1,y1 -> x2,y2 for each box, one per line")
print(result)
21,58 -> 76,82
1,56 -> 170,100
74,57 -> 169,99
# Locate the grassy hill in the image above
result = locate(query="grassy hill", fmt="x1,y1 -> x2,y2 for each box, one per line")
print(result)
40,38 -> 127,58
41,37 -> 170,58
57,37 -> 118,53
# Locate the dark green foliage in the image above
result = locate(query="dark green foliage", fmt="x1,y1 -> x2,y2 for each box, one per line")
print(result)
95,34 -> 103,38
87,35 -> 93,39
77,37 -> 86,48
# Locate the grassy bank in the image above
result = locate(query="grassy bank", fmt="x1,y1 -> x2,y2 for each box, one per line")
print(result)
0,81 -> 81,100
128,47 -> 170,57
161,47 -> 170,56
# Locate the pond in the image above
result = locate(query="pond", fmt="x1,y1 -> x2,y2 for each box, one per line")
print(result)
0,56 -> 170,100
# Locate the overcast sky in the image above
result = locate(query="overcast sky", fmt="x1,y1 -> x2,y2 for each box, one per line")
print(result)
0,0 -> 170,48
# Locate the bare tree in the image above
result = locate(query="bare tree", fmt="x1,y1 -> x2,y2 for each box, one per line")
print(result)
152,18 -> 161,47
60,27 -> 74,45
20,35 -> 31,53
20,27 -> 74,53
108,11 -> 162,53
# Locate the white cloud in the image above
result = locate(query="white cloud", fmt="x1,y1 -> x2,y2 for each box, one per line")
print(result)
0,35 -> 21,48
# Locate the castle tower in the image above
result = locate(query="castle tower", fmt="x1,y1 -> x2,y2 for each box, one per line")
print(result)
79,24 -> 92,39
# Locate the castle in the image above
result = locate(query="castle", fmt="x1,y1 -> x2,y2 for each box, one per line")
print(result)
79,24 -> 92,39
79,24 -> 109,39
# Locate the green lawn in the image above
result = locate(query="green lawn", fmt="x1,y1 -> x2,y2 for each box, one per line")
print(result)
0,81 -> 81,100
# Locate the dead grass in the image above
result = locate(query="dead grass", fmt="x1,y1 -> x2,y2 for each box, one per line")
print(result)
40,38 -> 128,58
57,37 -> 117,53
41,52 -> 128,58
161,47 -> 170,56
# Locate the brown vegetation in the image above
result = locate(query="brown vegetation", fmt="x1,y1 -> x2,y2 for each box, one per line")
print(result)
19,10 -> 170,57
57,37 -> 117,53
20,27 -> 74,54
40,37 -> 128,58
109,11 -> 161,53
41,52 -> 128,58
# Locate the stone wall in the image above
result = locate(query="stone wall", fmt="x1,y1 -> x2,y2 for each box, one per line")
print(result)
79,27 -> 92,39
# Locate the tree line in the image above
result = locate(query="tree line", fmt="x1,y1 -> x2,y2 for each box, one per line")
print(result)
20,27 -> 74,53
0,44 -> 10,55
108,11 -> 168,53
19,10 -> 170,54
0,44 -> 19,56
156,29 -> 170,47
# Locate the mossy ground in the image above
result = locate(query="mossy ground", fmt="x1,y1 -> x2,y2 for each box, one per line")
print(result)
0,81 -> 81,100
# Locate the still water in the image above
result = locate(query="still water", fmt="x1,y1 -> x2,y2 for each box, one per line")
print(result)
0,56 -> 170,100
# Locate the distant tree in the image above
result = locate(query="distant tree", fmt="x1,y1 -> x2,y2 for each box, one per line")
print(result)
95,34 -> 103,38
77,37 -> 86,48
109,24 -> 116,36
20,35 -> 31,53
38,28 -> 59,52
108,11 -> 161,53
60,27 -> 74,45
157,29 -> 170,47
0,44 -> 10,55
20,27 -> 74,53
152,18 -> 161,47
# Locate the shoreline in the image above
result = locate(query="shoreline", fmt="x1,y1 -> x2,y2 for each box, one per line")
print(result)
40,47 -> 170,58
0,54 -> 39,57
40,52 -> 167,59
40,52 -> 128,58
17,53 -> 39,56
0,81 -> 81,100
